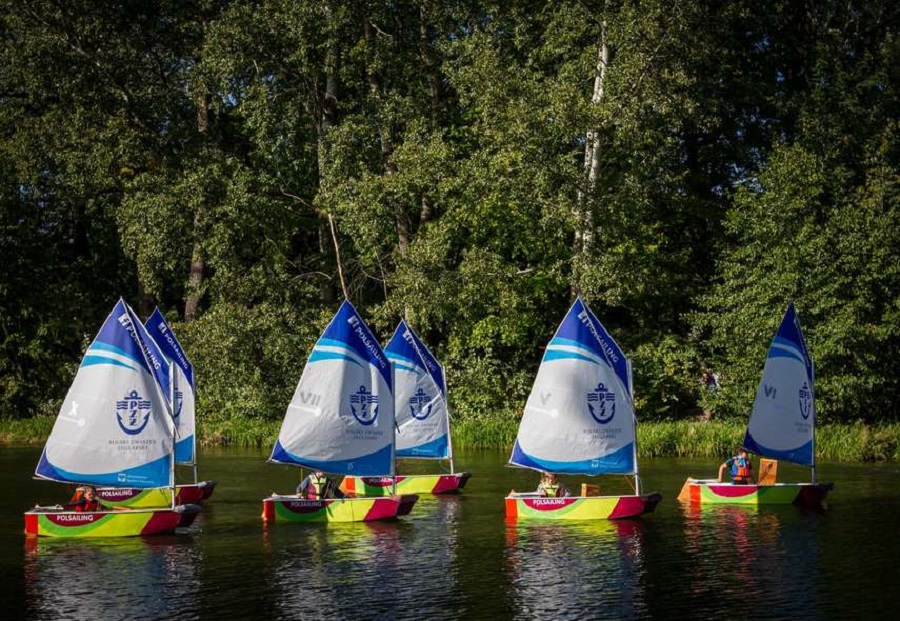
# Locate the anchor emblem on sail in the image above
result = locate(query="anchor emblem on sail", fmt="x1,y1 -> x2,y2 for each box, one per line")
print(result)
174,389 -> 184,420
350,385 -> 379,426
409,387 -> 433,421
116,390 -> 152,435
799,381 -> 812,419
587,382 -> 615,424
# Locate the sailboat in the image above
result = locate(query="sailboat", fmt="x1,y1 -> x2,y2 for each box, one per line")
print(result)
340,320 -> 470,496
95,308 -> 217,508
678,303 -> 833,507
505,297 -> 662,520
261,300 -> 419,523
24,299 -> 201,537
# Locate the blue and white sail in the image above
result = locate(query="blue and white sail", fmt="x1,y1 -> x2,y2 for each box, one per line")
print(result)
743,303 -> 815,466
386,320 -> 450,459
509,297 -> 636,475
34,299 -> 175,488
269,300 -> 394,476
145,308 -> 195,465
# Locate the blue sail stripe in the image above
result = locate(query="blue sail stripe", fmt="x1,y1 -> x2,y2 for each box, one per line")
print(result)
768,347 -> 805,364
742,432 -> 813,467
396,433 -> 449,459
386,351 -> 417,366
175,436 -> 194,463
89,341 -> 135,359
548,337 -> 598,358
34,449 -> 172,488
269,439 -> 393,476
307,350 -> 363,367
391,360 -> 421,374
509,440 -> 635,475
81,355 -> 138,371
542,350 -> 600,365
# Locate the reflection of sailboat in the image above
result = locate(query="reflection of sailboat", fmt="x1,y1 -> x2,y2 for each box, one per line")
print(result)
340,320 -> 470,496
23,534 -> 199,618
261,300 -> 418,523
505,518 -> 648,616
24,299 -> 200,537
678,304 -> 833,507
96,308 -> 217,508
505,297 -> 661,520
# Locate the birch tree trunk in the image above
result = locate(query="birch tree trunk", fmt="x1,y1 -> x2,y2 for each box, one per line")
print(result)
576,23 -> 608,257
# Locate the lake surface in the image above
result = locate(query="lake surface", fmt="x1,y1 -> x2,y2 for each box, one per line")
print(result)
2,446 -> 899,619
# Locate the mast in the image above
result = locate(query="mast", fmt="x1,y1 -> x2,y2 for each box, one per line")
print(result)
810,358 -> 817,485
169,362 -> 177,508
391,359 -> 398,496
628,358 -> 641,495
444,373 -> 456,475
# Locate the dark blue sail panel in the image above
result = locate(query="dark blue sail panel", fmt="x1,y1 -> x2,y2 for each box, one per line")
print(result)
320,300 -> 392,390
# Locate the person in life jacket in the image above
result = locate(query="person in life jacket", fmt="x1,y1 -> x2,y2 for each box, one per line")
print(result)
718,448 -> 755,484
296,470 -> 346,500
536,472 -> 571,497
63,486 -> 105,512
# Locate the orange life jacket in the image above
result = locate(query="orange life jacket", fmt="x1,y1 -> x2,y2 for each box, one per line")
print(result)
731,457 -> 752,483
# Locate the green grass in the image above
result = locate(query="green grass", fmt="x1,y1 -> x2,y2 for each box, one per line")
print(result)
3,416 -> 899,461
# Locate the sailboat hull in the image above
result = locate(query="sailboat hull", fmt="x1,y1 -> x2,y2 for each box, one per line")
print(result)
339,472 -> 470,496
261,494 -> 419,523
504,492 -> 662,520
677,478 -> 833,508
23,505 -> 201,538
95,481 -> 218,508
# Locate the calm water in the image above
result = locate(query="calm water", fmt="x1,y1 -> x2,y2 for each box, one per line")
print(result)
2,446 -> 899,620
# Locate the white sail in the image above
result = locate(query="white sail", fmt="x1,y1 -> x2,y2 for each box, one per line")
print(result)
386,320 -> 450,459
145,308 -> 196,465
743,303 -> 815,466
509,297 -> 636,475
34,299 -> 175,488
269,300 -> 395,476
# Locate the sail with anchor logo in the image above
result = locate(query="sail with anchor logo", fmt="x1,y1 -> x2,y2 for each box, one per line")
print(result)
91,308 -> 217,509
340,319 -> 471,496
677,303 -> 833,507
25,298 -> 201,537
505,297 -> 661,520
263,300 -> 418,523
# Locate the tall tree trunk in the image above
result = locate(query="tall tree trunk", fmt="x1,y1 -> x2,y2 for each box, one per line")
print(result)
315,11 -> 340,304
365,17 -> 408,255
184,93 -> 210,323
418,0 -> 441,226
576,23 -> 608,257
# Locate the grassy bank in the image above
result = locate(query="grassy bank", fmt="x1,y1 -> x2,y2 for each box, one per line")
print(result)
3,417 -> 898,462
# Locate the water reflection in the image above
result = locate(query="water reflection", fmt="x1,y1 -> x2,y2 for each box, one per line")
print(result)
678,503 -> 824,618
262,497 -> 462,620
23,535 -> 201,620
504,519 -> 649,620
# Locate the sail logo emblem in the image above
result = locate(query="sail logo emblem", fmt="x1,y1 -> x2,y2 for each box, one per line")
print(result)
116,390 -> 152,435
409,388 -> 433,420
799,382 -> 812,419
587,383 -> 615,424
174,389 -> 184,420
350,385 -> 379,426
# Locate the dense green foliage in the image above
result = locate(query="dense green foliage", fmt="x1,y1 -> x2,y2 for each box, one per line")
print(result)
2,1 -> 898,431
